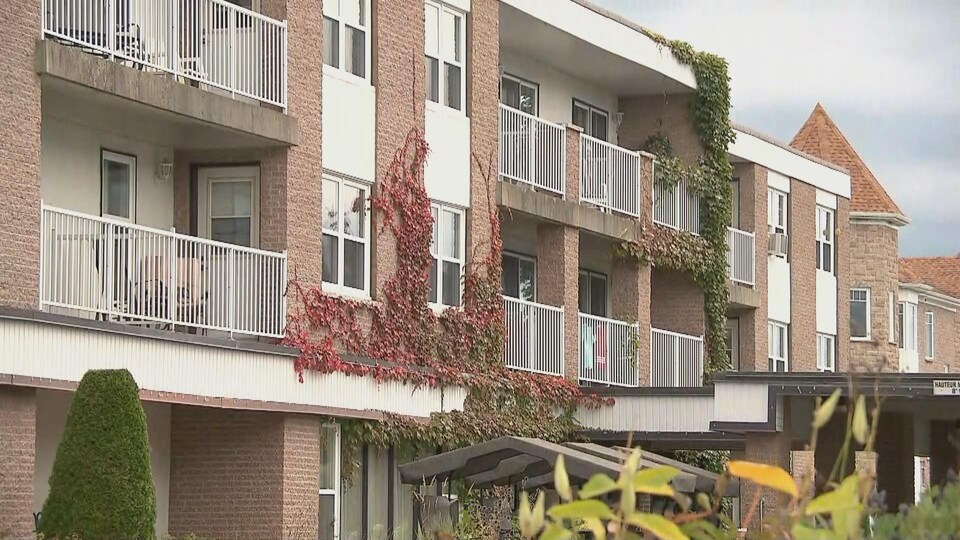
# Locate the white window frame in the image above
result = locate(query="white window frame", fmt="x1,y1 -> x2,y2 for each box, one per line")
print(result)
898,301 -> 918,352
500,73 -> 539,116
924,311 -> 935,360
888,291 -> 896,344
815,206 -> 834,273
850,288 -> 871,340
502,251 -> 537,302
577,269 -> 608,317
816,333 -> 836,372
322,175 -> 371,298
429,202 -> 465,308
768,320 -> 788,372
572,99 -> 610,141
323,0 -> 371,83
424,1 -> 466,112
318,423 -> 341,540
101,150 -> 137,222
768,189 -> 787,235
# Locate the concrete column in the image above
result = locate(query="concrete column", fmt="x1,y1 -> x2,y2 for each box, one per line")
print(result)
565,124 -> 582,200
789,179 -> 817,372
791,450 -> 815,498
0,386 -> 37,537
611,258 -> 651,385
742,430 -> 792,530
536,224 -> 579,380
876,412 -> 915,511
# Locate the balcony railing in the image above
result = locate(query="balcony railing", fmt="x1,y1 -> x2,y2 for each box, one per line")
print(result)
498,103 -> 566,196
579,134 -> 641,217
40,204 -> 288,338
650,328 -> 704,387
42,0 -> 288,108
652,179 -> 699,233
502,295 -> 564,376
578,313 -> 639,387
726,226 -> 756,287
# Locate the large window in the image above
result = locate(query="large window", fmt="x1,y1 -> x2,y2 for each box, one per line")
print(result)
323,0 -> 369,79
768,189 -> 787,235
501,253 -> 536,302
318,424 -> 340,540
816,333 -> 836,372
501,74 -> 538,115
425,1 -> 465,111
897,301 -> 918,351
850,288 -> 870,340
925,311 -> 935,360
577,270 -> 607,317
768,321 -> 788,372
816,206 -> 834,273
101,150 -> 136,222
322,176 -> 370,296
572,99 -> 609,141
429,203 -> 464,307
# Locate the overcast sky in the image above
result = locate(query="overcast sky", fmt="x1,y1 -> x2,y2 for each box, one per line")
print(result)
596,0 -> 959,256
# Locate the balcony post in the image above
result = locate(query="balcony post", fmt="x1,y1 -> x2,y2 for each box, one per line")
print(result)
564,124 -> 581,201
536,223 -> 579,380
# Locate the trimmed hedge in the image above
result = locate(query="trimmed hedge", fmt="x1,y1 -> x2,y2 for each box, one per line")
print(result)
38,369 -> 156,539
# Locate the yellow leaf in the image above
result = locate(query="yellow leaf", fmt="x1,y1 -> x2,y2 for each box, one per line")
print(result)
555,455 -> 572,502
625,513 -> 688,540
518,491 -> 535,539
791,523 -> 837,540
539,523 -> 573,540
634,466 -> 679,487
812,389 -> 842,429
579,474 -> 619,498
619,448 -> 643,484
852,395 -> 869,445
581,518 -> 606,540
806,476 -> 860,516
635,484 -> 675,497
547,500 -> 617,521
727,460 -> 799,498
532,491 -> 545,532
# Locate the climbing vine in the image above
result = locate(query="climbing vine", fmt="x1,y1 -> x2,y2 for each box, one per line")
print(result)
285,129 -> 605,479
617,34 -> 736,376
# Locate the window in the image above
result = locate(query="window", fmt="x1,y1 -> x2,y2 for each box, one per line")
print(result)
209,179 -> 254,247
850,288 -> 870,339
897,301 -> 917,351
768,321 -> 788,372
925,311 -> 935,360
501,74 -> 538,115
318,424 -> 340,540
501,253 -> 536,302
577,270 -> 607,317
429,203 -> 464,307
816,333 -> 836,372
324,0 -> 369,79
101,150 -> 136,221
725,319 -> 740,371
425,1 -> 465,111
816,206 -> 834,273
767,189 -> 787,234
572,99 -> 609,141
322,176 -> 370,295
888,291 -> 896,343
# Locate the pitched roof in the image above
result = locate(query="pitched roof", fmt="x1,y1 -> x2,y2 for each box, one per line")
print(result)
900,256 -> 960,299
790,104 -> 904,216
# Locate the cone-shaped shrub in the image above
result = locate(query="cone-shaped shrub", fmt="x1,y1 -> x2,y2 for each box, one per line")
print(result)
38,369 -> 156,539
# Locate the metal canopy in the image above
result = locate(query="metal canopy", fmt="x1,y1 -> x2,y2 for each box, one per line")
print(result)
397,437 -> 737,496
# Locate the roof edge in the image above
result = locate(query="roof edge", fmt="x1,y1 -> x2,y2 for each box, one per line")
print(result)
850,211 -> 911,227
899,282 -> 960,309
731,122 -> 849,174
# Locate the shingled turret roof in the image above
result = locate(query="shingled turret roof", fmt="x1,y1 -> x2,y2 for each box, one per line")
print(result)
791,104 -> 904,216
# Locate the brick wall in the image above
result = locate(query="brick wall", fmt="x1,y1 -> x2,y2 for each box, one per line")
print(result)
835,197 -> 851,371
789,179 -> 817,372
0,0 -> 42,309
536,224 -> 580,379
169,406 -> 321,539
734,163 -> 768,372
742,430 -> 791,530
918,301 -> 958,374
612,258 -> 651,386
617,94 -> 703,163
650,269 -> 704,336
372,0 -> 426,298
0,386 -> 37,538
848,222 -> 900,372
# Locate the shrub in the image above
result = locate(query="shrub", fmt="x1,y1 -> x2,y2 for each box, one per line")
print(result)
38,369 -> 156,539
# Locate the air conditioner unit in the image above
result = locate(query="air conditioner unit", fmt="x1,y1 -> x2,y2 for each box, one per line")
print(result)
768,231 -> 789,257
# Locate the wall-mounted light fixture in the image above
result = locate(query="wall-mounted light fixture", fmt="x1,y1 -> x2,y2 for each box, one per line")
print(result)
156,158 -> 173,184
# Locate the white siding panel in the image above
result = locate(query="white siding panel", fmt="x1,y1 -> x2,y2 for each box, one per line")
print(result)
424,104 -> 471,207
732,129 -> 850,199
767,170 -> 791,193
768,258 -> 791,324
575,395 -> 714,433
714,382 -> 769,423
816,271 -> 838,335
1,319 -> 465,418
322,72 -> 376,182
815,190 -> 837,210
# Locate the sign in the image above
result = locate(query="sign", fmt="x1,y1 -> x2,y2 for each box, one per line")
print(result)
933,380 -> 960,396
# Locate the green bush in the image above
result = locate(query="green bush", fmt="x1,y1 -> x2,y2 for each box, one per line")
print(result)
38,369 -> 156,539
871,479 -> 960,539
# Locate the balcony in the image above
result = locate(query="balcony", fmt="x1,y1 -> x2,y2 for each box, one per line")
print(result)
498,103 -> 566,196
652,180 -> 700,233
41,0 -> 288,108
502,295 -> 564,376
726,227 -> 756,287
578,314 -> 639,387
579,134 -> 642,217
40,204 -> 288,338
650,328 -> 704,387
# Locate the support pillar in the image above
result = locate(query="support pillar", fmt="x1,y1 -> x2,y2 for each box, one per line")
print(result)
611,258 -> 651,385
0,386 -> 37,537
742,430 -> 792,530
536,224 -> 579,380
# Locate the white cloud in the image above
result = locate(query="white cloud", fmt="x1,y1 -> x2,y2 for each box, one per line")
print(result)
878,158 -> 960,224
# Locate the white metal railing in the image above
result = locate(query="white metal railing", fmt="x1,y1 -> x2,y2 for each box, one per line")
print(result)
578,313 -> 639,387
579,134 -> 641,217
650,328 -> 704,387
498,103 -> 566,196
652,179 -> 699,233
727,227 -> 756,287
42,0 -> 288,108
40,204 -> 288,338
502,295 -> 564,376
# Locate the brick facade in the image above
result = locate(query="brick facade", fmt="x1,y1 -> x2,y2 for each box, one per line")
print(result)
536,224 -> 580,379
0,387 -> 37,538
650,269 -> 705,337
849,221 -> 900,372
617,94 -> 703,163
835,197 -> 851,371
612,258 -> 651,386
734,162 -> 768,372
168,406 -> 321,540
789,179 -> 817,372
742,430 -> 791,529
917,301 -> 959,374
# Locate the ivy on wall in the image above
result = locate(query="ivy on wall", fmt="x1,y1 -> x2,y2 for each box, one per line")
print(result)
617,34 -> 736,376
